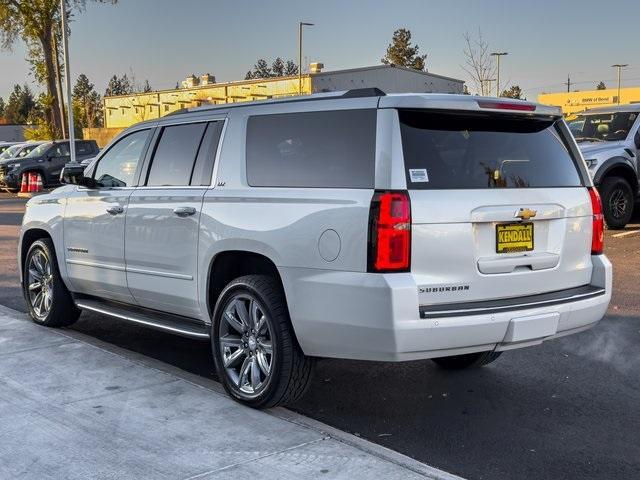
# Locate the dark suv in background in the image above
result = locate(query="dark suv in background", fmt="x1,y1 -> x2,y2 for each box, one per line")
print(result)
0,140 -> 98,190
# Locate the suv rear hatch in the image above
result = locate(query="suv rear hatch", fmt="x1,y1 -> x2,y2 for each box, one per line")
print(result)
396,106 -> 593,307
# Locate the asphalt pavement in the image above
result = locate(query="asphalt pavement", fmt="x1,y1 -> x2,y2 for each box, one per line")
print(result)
1,193 -> 638,480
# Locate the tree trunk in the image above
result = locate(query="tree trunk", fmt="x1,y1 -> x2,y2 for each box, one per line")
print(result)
52,33 -> 66,138
40,31 -> 62,138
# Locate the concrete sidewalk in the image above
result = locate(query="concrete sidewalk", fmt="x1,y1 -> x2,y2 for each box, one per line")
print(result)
0,306 -> 462,480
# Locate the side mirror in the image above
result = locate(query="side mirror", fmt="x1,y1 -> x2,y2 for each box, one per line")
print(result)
60,163 -> 95,188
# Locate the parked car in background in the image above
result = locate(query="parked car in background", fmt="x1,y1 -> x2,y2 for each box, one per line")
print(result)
567,105 -> 640,229
0,141 -> 46,162
0,142 -> 21,155
19,90 -> 611,409
0,139 -> 99,191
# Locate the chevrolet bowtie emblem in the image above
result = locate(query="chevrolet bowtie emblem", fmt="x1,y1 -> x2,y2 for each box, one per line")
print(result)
515,208 -> 537,221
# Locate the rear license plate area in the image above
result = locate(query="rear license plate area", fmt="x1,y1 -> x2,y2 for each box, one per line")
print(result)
496,223 -> 534,253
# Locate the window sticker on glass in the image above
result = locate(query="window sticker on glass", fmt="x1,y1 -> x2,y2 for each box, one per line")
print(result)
409,168 -> 429,183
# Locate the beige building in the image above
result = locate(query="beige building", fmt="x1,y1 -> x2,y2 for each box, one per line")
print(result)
100,64 -> 464,136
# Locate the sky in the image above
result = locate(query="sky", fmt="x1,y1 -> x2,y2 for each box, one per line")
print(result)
0,0 -> 638,101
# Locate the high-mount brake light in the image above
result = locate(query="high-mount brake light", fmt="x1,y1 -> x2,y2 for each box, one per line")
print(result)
477,101 -> 537,112
588,187 -> 604,255
368,191 -> 411,272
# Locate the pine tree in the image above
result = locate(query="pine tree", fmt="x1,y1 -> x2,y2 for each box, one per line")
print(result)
596,81 -> 606,90
0,96 -> 5,117
500,85 -> 524,99
4,84 -> 36,124
73,74 -> 102,128
381,28 -> 427,71
271,57 -> 285,77
284,60 -> 298,76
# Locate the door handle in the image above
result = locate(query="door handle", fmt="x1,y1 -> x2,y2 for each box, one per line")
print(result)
106,206 -> 124,215
173,206 -> 197,217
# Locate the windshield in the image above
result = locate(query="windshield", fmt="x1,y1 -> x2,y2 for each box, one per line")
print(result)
24,142 -> 52,158
568,111 -> 638,142
16,144 -> 39,157
0,145 -> 22,160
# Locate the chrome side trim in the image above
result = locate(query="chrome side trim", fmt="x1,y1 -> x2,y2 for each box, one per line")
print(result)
75,301 -> 209,339
126,267 -> 193,280
66,259 -> 125,271
66,259 -> 193,280
420,286 -> 606,319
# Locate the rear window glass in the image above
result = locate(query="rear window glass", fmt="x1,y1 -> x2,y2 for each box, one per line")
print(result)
246,109 -> 376,188
399,110 -> 582,189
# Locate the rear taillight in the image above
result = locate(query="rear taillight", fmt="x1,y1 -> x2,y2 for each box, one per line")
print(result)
588,187 -> 604,255
368,191 -> 411,272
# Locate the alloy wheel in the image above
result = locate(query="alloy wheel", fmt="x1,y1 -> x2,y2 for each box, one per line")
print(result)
27,249 -> 53,319
219,294 -> 274,396
609,188 -> 629,219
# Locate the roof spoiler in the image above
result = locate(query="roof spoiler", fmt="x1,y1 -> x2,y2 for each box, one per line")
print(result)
342,88 -> 386,98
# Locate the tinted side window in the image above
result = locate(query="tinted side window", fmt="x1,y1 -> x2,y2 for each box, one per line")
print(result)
76,141 -> 92,155
190,121 -> 224,186
399,111 -> 582,189
51,143 -> 70,157
246,109 -> 376,188
94,129 -> 150,187
146,123 -> 207,186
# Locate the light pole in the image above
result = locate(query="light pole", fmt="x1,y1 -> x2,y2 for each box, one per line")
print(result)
490,52 -> 508,97
611,64 -> 628,105
298,22 -> 314,95
60,0 -> 76,163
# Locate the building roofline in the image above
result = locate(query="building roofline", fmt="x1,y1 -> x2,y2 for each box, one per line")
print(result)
104,64 -> 465,100
312,64 -> 464,83
104,74 -> 306,100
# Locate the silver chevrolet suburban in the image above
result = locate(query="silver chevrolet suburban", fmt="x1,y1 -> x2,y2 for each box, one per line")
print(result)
19,90 -> 612,408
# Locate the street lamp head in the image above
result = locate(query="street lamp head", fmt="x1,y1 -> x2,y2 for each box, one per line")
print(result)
491,52 -> 508,56
300,22 -> 314,26
611,64 -> 629,68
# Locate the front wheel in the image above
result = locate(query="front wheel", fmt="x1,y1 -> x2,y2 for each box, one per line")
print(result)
599,176 -> 634,230
211,275 -> 314,408
23,238 -> 80,327
431,351 -> 502,370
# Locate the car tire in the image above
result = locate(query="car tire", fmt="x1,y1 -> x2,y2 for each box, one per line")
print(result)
431,351 -> 502,370
22,238 -> 80,327
212,274 -> 315,409
599,176 -> 634,230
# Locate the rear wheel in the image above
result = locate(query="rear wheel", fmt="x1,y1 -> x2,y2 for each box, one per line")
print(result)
431,351 -> 502,370
23,238 -> 80,327
211,275 -> 314,408
599,176 -> 634,230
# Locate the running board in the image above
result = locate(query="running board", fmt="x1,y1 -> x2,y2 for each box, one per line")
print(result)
75,299 -> 210,340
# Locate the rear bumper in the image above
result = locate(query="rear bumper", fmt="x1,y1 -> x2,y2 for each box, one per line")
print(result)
280,255 -> 612,361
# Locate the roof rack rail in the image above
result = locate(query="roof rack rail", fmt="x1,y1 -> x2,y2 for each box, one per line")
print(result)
165,108 -> 189,117
342,88 -> 386,98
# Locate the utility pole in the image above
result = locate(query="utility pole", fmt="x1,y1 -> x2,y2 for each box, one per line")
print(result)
490,52 -> 508,96
611,64 -> 628,105
298,22 -> 314,95
60,0 -> 76,163
565,74 -> 571,92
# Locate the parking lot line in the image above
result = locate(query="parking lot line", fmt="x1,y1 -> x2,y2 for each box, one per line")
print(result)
611,229 -> 640,238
